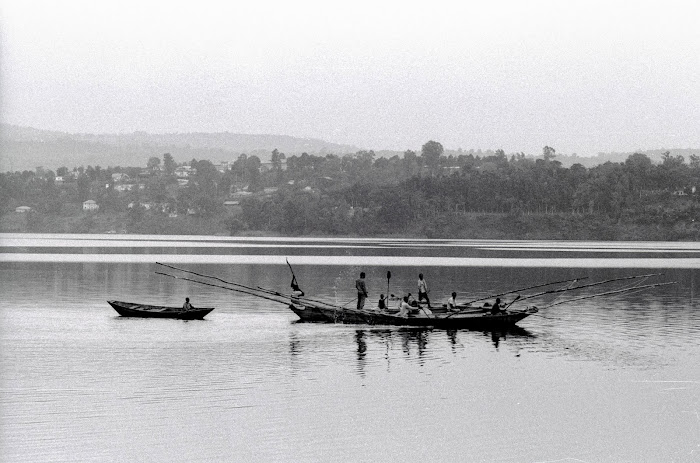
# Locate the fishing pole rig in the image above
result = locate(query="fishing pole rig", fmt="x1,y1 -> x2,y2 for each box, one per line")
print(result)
510,273 -> 677,311
154,262 -> 352,312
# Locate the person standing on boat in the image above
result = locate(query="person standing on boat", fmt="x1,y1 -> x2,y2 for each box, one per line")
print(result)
378,294 -> 387,311
182,297 -> 193,311
418,273 -> 431,308
447,292 -> 458,311
355,272 -> 368,311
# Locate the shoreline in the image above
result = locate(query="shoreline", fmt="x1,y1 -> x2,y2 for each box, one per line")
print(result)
2,210 -> 699,241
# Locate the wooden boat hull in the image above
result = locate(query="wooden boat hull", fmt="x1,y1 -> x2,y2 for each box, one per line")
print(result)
289,303 -> 537,329
108,300 -> 215,320
288,303 -> 332,322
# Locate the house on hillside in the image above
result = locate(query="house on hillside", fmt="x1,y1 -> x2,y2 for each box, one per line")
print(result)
15,206 -> 31,213
175,166 -> 194,178
114,184 -> 135,192
230,190 -> 252,200
83,200 -> 99,211
223,200 -> 242,214
673,186 -> 698,196
215,161 -> 234,173
260,160 -> 287,171
112,173 -> 130,182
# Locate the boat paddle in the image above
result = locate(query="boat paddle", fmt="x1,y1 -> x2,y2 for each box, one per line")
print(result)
504,295 -> 521,310
386,271 -> 391,302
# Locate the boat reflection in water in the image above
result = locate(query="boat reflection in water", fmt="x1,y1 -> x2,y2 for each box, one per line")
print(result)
289,325 -> 536,377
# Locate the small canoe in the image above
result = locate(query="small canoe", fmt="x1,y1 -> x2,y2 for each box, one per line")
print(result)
108,300 -> 215,320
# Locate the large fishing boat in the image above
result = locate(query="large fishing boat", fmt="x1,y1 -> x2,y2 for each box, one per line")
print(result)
288,301 -> 539,328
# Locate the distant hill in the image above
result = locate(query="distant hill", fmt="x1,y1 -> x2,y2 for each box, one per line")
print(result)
377,147 -> 700,167
2,124 -> 697,172
0,125 -> 361,171
555,149 -> 699,168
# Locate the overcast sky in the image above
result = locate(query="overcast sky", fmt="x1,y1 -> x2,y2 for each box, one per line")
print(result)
1,0 -> 698,155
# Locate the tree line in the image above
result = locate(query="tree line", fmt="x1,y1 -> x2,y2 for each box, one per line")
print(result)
1,142 -> 699,239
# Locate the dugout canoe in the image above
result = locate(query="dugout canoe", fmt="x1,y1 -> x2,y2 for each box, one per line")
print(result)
108,300 -> 215,320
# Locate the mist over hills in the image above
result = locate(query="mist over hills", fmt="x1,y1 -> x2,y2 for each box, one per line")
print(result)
0,124 -> 697,172
0,125 -> 361,171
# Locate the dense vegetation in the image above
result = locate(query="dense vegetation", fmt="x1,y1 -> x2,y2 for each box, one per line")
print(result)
1,143 -> 699,240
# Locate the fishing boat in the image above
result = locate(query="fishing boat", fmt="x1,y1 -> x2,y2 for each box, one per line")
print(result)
107,300 -> 215,320
288,301 -> 539,328
153,262 -> 676,329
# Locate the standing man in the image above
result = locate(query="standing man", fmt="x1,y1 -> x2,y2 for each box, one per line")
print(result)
355,272 -> 368,311
418,273 -> 431,308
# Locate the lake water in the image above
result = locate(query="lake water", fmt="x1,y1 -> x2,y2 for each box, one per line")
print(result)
1,234 -> 699,462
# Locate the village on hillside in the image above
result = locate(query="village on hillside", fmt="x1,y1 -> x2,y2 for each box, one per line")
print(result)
2,143 -> 699,240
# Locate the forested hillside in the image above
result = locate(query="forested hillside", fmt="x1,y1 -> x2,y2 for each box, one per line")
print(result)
1,142 -> 698,240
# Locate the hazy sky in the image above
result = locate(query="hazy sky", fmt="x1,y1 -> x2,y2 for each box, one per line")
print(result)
1,0 -> 698,155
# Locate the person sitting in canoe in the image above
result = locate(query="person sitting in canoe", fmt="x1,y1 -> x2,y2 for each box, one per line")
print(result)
447,292 -> 458,312
490,298 -> 503,315
397,296 -> 411,317
407,293 -> 418,307
182,297 -> 194,311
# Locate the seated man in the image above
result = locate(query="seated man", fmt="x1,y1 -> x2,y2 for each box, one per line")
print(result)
182,297 -> 194,311
407,293 -> 418,307
447,292 -> 458,312
397,296 -> 411,317
490,298 -> 503,315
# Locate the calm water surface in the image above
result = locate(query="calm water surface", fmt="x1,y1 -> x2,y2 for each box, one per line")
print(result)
1,234 -> 699,462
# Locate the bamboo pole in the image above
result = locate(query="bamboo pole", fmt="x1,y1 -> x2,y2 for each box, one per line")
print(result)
155,272 -> 290,305
463,277 -> 589,305
540,282 -> 677,308
155,262 -> 336,308
518,273 -> 664,302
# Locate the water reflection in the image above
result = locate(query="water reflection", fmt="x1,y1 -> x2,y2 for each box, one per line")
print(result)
484,326 -> 535,349
2,250 -> 699,463
354,330 -> 367,377
274,326 -> 540,377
